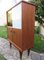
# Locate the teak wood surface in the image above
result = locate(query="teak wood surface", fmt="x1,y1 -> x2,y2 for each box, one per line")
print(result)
7,1 -> 35,52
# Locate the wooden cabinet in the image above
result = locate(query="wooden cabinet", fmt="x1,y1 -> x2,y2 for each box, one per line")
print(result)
7,1 -> 35,60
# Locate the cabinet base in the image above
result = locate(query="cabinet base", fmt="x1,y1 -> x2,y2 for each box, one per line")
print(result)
9,43 -> 30,60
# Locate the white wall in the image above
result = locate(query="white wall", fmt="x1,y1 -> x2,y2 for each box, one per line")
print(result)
40,26 -> 44,36
0,0 -> 31,26
0,0 -> 16,26
35,21 -> 44,36
35,21 -> 40,26
16,0 -> 30,3
0,11 -> 6,26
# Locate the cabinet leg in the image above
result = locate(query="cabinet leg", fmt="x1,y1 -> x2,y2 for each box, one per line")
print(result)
19,51 -> 22,60
10,42 -> 12,48
28,49 -> 30,56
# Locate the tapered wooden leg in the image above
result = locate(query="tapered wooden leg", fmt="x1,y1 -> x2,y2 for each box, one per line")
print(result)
19,51 -> 22,60
28,49 -> 30,56
10,42 -> 12,48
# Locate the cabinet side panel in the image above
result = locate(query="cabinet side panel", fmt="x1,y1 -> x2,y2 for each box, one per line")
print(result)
22,2 -> 35,51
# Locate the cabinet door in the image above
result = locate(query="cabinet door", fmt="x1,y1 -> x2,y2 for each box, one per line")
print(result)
8,27 -> 12,42
12,29 -> 18,45
12,29 -> 22,49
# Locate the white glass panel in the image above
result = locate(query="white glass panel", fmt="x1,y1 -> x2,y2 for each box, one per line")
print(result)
8,10 -> 12,26
12,3 -> 22,29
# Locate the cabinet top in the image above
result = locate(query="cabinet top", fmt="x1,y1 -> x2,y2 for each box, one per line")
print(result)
7,1 -> 35,12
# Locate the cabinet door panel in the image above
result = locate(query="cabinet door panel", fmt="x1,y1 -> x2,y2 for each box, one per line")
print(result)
8,28 -> 12,41
12,29 -> 22,49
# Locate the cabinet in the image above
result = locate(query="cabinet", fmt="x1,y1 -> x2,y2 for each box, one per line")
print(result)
7,1 -> 35,60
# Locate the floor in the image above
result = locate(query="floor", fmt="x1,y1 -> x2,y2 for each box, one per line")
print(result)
0,37 -> 44,60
